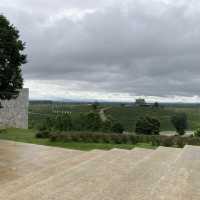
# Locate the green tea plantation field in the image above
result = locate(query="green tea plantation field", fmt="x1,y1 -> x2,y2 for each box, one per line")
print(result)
105,106 -> 200,131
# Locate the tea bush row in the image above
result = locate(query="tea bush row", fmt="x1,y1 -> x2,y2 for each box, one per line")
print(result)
35,130 -> 50,138
48,132 -> 200,148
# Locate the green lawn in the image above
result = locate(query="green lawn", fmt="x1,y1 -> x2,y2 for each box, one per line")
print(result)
0,129 -> 155,151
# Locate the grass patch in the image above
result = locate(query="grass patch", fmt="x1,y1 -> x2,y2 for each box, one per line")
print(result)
0,128 -> 155,151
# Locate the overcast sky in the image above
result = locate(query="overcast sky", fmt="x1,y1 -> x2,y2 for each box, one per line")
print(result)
1,0 -> 200,102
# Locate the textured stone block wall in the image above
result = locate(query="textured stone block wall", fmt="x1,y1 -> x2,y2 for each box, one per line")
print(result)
0,89 -> 29,129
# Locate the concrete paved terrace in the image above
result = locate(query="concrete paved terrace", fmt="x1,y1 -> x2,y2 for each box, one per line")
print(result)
0,140 -> 199,199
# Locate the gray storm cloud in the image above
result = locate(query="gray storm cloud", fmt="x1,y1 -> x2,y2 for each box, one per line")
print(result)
1,0 -> 200,100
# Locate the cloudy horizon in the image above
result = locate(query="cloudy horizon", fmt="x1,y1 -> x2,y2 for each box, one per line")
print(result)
1,0 -> 200,102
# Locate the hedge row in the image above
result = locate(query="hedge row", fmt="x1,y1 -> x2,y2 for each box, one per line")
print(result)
0,129 -> 7,134
36,131 -> 51,138
48,132 -> 200,148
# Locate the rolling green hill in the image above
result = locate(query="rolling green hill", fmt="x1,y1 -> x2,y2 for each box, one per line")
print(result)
29,102 -> 200,132
105,106 -> 200,132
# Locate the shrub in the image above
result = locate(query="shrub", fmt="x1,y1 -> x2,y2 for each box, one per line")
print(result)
175,137 -> 185,148
160,136 -> 174,147
121,134 -> 129,144
82,112 -> 102,131
101,121 -> 113,133
77,133 -> 86,142
171,113 -> 187,135
194,128 -> 200,137
62,133 -> 72,142
101,134 -> 111,143
35,130 -> 50,138
70,133 -> 81,142
111,123 -> 124,134
35,132 -> 43,138
37,123 -> 47,131
0,129 -> 7,134
129,134 -> 138,144
151,137 -> 160,146
80,133 -> 93,143
48,131 -> 200,148
71,114 -> 86,131
186,137 -> 200,146
45,117 -> 54,131
54,114 -> 72,131
111,134 -> 123,144
49,133 -> 57,141
91,133 -> 102,143
135,116 -> 160,135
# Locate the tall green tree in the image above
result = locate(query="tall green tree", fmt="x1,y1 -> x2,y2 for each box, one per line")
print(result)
92,101 -> 99,110
171,113 -> 187,135
82,112 -> 102,131
111,122 -> 124,134
54,114 -> 72,131
135,116 -> 160,135
0,15 -> 26,100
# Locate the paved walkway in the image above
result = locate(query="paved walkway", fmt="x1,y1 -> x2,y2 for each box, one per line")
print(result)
0,140 -> 199,199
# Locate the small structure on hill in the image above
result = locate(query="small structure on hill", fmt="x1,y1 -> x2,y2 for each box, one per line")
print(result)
135,98 -> 151,107
0,89 -> 29,129
135,98 -> 146,106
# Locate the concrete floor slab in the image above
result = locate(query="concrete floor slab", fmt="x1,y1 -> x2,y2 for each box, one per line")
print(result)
149,145 -> 200,200
0,140 -> 84,185
0,149 -> 106,198
7,148 -> 154,200
2,140 -> 199,200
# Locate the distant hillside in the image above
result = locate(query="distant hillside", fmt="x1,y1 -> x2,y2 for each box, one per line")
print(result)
106,106 -> 200,131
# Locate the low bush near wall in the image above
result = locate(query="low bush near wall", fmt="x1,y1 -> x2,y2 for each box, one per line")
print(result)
48,132 -> 200,147
35,130 -> 50,138
0,129 -> 7,134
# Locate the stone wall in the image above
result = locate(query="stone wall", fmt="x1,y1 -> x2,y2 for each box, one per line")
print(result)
0,89 -> 29,129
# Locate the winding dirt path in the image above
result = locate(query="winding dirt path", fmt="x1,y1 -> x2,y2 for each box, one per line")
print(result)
99,107 -> 111,122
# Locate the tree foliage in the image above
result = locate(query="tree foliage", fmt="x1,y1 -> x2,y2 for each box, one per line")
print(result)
91,101 -> 99,110
54,114 -> 72,131
38,114 -> 72,132
35,111 -> 123,134
194,128 -> 200,137
153,102 -> 159,108
171,113 -> 187,135
135,116 -> 160,135
101,120 -> 113,132
111,122 -> 124,133
0,15 -> 26,100
82,112 -> 102,131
